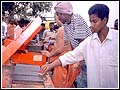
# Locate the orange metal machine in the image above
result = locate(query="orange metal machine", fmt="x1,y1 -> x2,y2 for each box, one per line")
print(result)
2,16 -> 46,66
2,16 -> 49,88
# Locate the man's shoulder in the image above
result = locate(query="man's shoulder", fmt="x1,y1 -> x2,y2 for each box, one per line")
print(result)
110,28 -> 118,36
72,14 -> 86,24
2,21 -> 7,26
73,13 -> 83,19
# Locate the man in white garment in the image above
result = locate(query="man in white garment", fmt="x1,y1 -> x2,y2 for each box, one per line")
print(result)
40,4 -> 118,88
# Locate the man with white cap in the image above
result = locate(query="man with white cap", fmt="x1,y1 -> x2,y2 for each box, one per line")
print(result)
41,2 -> 92,88
54,2 -> 92,88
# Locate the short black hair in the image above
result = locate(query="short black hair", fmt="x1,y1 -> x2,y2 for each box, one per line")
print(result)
18,18 -> 25,24
24,19 -> 30,25
114,19 -> 118,30
41,23 -> 45,27
54,25 -> 59,30
49,22 -> 54,25
8,16 -> 15,23
88,4 -> 109,23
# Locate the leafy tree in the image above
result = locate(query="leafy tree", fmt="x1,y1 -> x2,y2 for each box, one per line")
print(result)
2,2 -> 53,19
2,2 -> 15,16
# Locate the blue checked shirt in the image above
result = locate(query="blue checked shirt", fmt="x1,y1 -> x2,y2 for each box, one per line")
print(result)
63,14 -> 92,88
63,14 -> 92,49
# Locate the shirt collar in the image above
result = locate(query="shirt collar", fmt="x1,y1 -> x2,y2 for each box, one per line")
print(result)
106,29 -> 112,40
92,29 -> 112,40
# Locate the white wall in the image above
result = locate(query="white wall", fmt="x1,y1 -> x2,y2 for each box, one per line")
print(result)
52,1 -> 119,28
71,1 -> 119,28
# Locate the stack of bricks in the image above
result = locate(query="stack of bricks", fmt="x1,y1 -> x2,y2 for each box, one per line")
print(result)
2,63 -> 54,88
2,62 -> 15,88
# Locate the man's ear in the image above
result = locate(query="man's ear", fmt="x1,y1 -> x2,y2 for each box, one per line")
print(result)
103,17 -> 108,24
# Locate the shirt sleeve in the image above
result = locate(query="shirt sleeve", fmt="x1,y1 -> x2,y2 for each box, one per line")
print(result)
43,30 -> 48,39
74,15 -> 92,39
59,37 -> 88,66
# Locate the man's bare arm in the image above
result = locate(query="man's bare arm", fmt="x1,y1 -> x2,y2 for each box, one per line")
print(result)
39,59 -> 62,75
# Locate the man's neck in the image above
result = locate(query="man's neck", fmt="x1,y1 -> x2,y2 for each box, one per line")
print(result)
98,26 -> 109,43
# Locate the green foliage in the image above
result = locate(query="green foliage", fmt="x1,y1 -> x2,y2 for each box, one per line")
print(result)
2,2 -> 53,19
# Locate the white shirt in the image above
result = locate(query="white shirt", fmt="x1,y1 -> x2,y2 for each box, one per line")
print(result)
43,29 -> 56,42
59,28 -> 118,88
2,21 -> 7,39
14,25 -> 23,39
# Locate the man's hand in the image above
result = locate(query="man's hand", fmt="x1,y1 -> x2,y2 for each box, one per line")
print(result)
39,59 -> 62,75
42,50 -> 51,57
39,64 -> 52,75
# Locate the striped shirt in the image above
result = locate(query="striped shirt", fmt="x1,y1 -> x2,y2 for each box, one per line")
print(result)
63,14 -> 92,49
